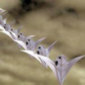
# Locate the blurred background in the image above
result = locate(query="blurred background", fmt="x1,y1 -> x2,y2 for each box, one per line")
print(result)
0,0 -> 85,85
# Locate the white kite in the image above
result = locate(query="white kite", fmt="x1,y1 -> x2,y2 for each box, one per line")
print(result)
45,55 -> 85,85
36,41 -> 57,57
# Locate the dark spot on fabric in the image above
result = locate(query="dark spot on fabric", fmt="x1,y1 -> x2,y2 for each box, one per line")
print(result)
26,42 -> 28,45
18,35 -> 20,38
55,61 -> 58,66
20,33 -> 22,35
37,51 -> 40,54
4,24 -> 6,29
28,39 -> 30,41
38,46 -> 41,49
59,56 -> 61,59
10,32 -> 11,34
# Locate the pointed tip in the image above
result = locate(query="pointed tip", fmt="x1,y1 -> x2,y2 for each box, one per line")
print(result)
40,37 -> 46,41
36,37 -> 46,44
0,8 -> 7,15
76,55 -> 85,60
80,55 -> 85,57
53,40 -> 57,45
27,35 -> 35,39
48,40 -> 57,52
0,8 -> 5,13
16,26 -> 23,33
59,80 -> 64,85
